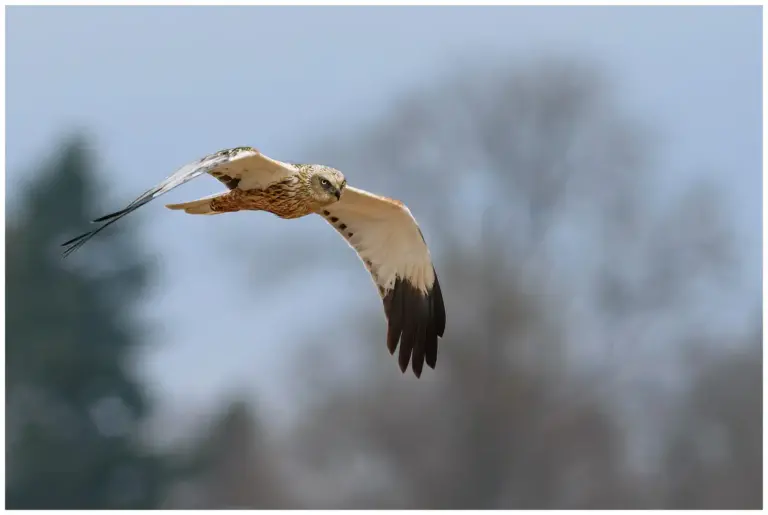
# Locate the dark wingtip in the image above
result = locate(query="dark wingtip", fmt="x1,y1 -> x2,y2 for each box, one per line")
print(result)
60,230 -> 94,258
382,269 -> 445,378
385,285 -> 404,355
432,271 -> 446,338
61,196 -> 155,257
92,209 -> 126,223
398,356 -> 409,373
60,231 -> 91,248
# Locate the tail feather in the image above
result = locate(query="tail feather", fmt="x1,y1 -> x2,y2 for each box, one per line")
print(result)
165,193 -> 225,215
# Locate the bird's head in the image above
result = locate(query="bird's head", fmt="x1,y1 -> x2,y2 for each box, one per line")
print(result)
308,166 -> 346,206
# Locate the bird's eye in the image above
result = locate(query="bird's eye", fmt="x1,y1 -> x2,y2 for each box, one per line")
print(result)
320,178 -> 331,187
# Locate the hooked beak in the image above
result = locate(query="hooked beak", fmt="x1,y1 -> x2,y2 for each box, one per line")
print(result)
335,188 -> 342,200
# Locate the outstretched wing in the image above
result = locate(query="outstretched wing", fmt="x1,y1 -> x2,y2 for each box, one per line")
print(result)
317,186 -> 446,377
61,146 -> 297,257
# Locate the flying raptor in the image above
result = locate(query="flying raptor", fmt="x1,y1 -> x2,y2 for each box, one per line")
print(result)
62,146 -> 446,377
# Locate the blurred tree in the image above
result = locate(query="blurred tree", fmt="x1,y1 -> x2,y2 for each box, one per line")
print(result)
5,136 -> 169,508
284,254 -> 637,509
163,398 -> 294,509
274,59 -> 753,509
663,328 -> 762,509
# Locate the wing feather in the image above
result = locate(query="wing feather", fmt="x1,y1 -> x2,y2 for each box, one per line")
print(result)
385,282 -> 405,355
61,147 -> 295,256
317,186 -> 446,377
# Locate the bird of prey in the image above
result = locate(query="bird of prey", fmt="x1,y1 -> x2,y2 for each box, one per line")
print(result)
62,146 -> 446,377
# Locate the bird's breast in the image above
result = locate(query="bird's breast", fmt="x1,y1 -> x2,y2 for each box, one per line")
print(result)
237,178 -> 313,219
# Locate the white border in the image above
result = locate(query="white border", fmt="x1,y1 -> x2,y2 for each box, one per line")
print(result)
2,0 -> 767,5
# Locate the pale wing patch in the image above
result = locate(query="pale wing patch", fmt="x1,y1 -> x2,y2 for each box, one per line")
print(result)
317,186 -> 445,377
214,149 -> 298,191
319,186 -> 435,294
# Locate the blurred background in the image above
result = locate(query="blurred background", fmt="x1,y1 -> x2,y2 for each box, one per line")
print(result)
5,5 -> 762,509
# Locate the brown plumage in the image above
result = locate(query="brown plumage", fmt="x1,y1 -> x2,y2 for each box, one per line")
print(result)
166,163 -> 345,220
206,176 -> 315,218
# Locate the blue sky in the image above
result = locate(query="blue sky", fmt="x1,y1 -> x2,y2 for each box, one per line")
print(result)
6,6 -> 761,427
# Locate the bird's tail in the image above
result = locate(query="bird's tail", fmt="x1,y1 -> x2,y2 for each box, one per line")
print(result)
165,192 -> 227,215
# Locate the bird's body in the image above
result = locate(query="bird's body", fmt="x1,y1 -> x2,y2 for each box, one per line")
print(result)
62,146 -> 445,377
173,175 -> 313,218
210,180 -> 312,218
165,154 -> 344,218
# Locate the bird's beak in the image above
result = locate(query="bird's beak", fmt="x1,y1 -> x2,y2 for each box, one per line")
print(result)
335,189 -> 342,200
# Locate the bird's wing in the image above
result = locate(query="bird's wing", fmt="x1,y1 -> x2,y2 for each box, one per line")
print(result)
61,146 -> 296,256
317,186 -> 446,377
